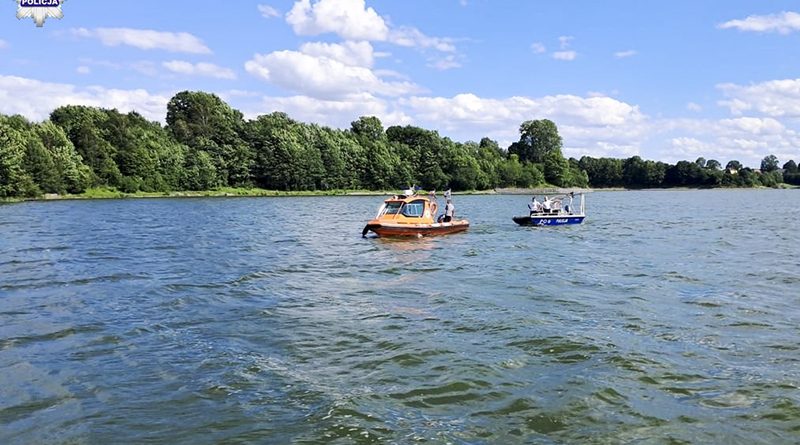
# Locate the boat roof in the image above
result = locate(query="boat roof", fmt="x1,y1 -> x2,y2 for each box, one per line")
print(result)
384,194 -> 433,203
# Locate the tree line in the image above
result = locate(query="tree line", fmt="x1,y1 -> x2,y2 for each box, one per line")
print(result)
1,90 -> 798,199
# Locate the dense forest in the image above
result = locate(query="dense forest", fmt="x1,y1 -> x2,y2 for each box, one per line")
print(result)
1,90 -> 798,199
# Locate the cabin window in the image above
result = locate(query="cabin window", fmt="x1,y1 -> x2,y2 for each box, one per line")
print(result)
402,200 -> 425,217
381,202 -> 402,216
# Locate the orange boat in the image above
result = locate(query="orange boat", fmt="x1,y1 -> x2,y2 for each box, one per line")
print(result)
361,193 -> 469,237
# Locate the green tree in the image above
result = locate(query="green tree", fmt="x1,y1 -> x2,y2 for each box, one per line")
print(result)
102,110 -> 159,191
444,141 -> 483,191
519,162 -> 545,187
23,136 -> 57,194
567,158 -> 590,188
508,119 -> 562,164
760,170 -> 783,187
351,116 -> 385,142
351,117 -> 404,189
308,125 -> 349,190
182,149 -> 218,190
499,154 -> 523,187
246,112 -> 325,190
761,155 -> 779,172
725,160 -> 742,171
0,114 -> 33,132
387,124 -> 457,189
543,148 -> 570,186
623,156 -> 649,187
705,159 -> 721,170
736,168 -> 760,187
783,160 -> 800,185
51,105 -> 121,187
166,91 -> 252,187
473,138 -> 505,189
34,121 -> 92,194
579,156 -> 624,188
0,122 -> 36,197
665,160 -> 702,186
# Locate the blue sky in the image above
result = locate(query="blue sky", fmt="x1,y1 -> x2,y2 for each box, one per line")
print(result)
1,0 -> 799,167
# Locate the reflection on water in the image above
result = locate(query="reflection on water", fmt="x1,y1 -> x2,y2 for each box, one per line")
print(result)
1,190 -> 799,444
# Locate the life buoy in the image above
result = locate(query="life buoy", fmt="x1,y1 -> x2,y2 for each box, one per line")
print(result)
430,202 -> 438,216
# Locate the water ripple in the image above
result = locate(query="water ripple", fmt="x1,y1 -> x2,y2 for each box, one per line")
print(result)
1,192 -> 799,443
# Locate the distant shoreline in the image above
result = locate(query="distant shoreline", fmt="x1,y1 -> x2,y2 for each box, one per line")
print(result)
2,184 -> 795,204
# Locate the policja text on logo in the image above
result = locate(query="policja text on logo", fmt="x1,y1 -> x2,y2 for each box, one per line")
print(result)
16,0 -> 65,27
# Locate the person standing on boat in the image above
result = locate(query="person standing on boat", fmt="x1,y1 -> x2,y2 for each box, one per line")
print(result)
428,189 -> 438,218
529,196 -> 541,216
444,199 -> 455,222
543,196 -> 552,213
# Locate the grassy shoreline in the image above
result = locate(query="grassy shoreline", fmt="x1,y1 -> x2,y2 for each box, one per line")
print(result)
2,184 -> 795,204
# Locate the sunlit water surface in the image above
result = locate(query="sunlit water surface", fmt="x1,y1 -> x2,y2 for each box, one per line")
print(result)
1,190 -> 799,444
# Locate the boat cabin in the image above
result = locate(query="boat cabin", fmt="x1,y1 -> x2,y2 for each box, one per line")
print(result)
375,195 -> 438,223
362,193 -> 468,237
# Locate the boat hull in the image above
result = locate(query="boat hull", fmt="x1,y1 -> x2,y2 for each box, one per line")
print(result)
363,220 -> 469,237
513,215 -> 585,226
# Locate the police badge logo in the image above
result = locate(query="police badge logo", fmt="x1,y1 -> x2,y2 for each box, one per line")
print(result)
16,0 -> 65,27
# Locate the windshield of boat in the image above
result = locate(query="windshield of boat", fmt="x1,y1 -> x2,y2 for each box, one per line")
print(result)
381,201 -> 403,216
401,200 -> 426,217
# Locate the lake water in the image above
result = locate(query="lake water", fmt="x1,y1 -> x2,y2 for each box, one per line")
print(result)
1,190 -> 799,444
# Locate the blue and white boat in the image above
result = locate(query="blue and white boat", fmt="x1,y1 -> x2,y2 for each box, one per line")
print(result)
513,192 -> 586,226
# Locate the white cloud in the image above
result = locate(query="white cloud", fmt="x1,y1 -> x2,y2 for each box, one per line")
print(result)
78,58 -> 121,70
250,93 -> 412,129
553,51 -> 577,61
717,78 -> 800,117
530,42 -> 546,54
388,27 -> 455,52
686,102 -> 702,112
258,4 -> 280,18
718,11 -> 800,34
614,50 -> 637,59
549,36 -> 578,61
669,137 -> 714,158
244,50 -> 423,99
299,41 -> 374,67
427,54 -> 461,71
669,130 -> 781,164
654,116 -> 800,166
162,60 -> 237,79
400,93 -> 649,158
719,117 -> 785,135
287,0 -> 388,40
76,58 -> 190,78
285,0 -> 455,54
235,90 -> 651,160
219,89 -> 261,100
0,75 -> 169,122
71,27 -> 212,54
76,66 -> 91,75
131,61 -> 159,77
